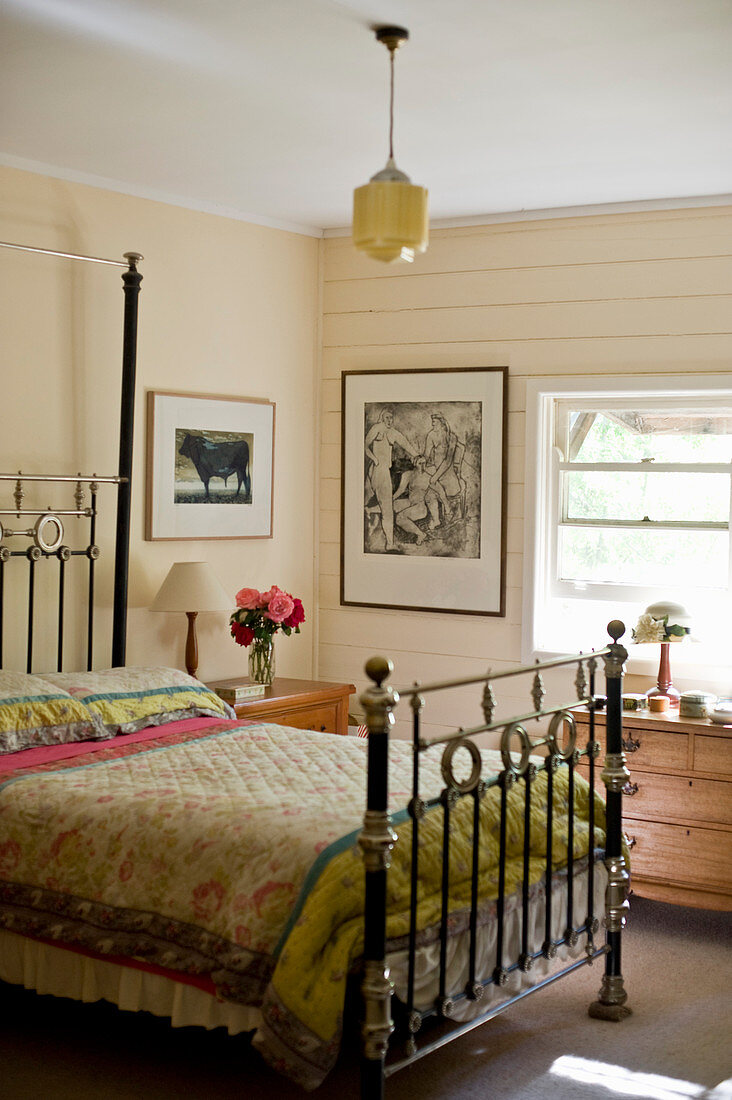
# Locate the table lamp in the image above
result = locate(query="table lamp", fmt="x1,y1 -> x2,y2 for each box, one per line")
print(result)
632,600 -> 691,708
151,561 -> 231,678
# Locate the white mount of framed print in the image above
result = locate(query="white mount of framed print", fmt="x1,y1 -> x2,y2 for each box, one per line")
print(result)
146,390 -> 275,541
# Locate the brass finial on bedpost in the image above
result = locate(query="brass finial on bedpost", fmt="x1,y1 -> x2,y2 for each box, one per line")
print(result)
590,621 -> 632,1022
359,657 -> 398,1093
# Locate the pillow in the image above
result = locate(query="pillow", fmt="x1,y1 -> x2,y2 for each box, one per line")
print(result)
0,670 -> 108,754
40,666 -> 235,734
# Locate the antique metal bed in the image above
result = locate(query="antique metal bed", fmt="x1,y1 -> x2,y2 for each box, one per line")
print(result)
357,632 -> 632,1097
0,239 -> 632,1097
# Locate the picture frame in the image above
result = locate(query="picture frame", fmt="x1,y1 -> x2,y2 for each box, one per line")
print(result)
145,390 -> 275,541
340,367 -> 507,615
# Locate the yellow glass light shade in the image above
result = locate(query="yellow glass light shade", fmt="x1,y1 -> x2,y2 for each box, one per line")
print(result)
353,178 -> 429,263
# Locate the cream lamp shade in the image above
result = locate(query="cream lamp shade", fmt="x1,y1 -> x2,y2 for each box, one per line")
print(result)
631,601 -> 691,645
352,26 -> 429,264
151,561 -> 231,678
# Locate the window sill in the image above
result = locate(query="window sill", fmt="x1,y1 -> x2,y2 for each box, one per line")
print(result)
531,643 -> 731,696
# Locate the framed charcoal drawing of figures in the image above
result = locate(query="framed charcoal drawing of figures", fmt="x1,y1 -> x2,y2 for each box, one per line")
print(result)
146,391 -> 275,540
340,367 -> 507,615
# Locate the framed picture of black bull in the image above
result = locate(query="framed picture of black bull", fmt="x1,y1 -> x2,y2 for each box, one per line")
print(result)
340,367 -> 508,615
146,391 -> 275,540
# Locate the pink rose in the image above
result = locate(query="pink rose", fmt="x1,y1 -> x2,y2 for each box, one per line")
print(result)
265,589 -> 294,624
235,587 -> 263,610
283,597 -> 305,630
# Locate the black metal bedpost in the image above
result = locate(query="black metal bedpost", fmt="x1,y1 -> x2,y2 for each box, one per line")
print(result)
112,252 -> 143,667
589,620 -> 632,1021
359,657 -> 398,1100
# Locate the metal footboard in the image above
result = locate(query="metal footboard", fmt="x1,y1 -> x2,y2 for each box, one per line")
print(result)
359,622 -> 632,1099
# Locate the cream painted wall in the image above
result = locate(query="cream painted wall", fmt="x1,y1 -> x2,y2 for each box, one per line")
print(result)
4,169 -> 731,724
319,206 -> 732,737
0,165 -> 320,683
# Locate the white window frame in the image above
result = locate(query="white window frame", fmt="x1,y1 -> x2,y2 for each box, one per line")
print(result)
522,373 -> 732,679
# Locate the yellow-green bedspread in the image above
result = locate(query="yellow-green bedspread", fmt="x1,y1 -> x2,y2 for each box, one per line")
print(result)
0,720 -> 607,1089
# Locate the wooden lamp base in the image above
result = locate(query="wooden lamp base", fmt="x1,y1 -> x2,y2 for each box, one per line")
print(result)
184,610 -> 199,679
646,642 -> 680,708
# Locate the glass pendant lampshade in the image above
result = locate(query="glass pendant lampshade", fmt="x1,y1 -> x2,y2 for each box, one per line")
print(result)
353,159 -> 428,263
352,26 -> 429,263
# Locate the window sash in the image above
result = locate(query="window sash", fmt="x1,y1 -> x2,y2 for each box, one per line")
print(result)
557,460 -> 731,530
560,518 -> 727,531
558,461 -> 732,474
552,442 -> 732,595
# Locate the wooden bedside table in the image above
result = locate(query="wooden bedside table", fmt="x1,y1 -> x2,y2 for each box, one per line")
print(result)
207,677 -> 356,736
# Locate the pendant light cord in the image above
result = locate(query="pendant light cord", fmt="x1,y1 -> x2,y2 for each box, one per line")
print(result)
388,47 -> 395,160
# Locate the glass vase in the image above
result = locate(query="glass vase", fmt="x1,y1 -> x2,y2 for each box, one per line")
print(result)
248,637 -> 275,685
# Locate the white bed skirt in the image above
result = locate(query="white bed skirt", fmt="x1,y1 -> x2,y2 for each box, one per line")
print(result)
388,863 -> 608,1022
0,863 -> 607,1035
0,928 -> 261,1035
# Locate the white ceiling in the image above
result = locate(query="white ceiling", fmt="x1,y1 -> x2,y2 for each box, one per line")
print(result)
1,0 -> 731,237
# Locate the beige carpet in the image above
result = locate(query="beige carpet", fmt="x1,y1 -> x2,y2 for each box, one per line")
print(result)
1,896 -> 730,1098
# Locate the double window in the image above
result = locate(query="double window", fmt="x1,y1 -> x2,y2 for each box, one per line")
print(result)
523,375 -> 732,671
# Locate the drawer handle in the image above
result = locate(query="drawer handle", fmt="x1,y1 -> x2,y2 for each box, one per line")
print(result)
622,734 -> 641,753
622,781 -> 639,797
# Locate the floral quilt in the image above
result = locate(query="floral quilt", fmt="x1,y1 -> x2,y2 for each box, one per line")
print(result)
0,720 -> 607,1089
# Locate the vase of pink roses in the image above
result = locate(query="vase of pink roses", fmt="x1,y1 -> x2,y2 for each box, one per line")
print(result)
230,585 -> 305,685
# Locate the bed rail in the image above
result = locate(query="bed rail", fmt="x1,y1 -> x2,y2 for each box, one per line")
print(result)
358,621 -> 631,1098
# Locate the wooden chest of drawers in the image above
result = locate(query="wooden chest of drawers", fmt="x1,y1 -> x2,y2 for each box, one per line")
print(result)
207,677 -> 356,736
573,708 -> 732,911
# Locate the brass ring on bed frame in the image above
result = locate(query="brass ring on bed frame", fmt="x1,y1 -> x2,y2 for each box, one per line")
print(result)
547,710 -> 577,762
440,737 -> 482,794
500,721 -> 531,776
33,512 -> 65,553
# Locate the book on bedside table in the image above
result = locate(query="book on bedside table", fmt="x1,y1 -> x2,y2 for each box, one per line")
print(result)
213,682 -> 267,703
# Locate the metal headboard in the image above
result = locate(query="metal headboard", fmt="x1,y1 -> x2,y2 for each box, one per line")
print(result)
0,243 -> 143,672
0,472 -> 123,672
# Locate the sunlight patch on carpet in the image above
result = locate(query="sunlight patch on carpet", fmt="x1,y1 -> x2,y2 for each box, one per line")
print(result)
549,1055 -> 705,1100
